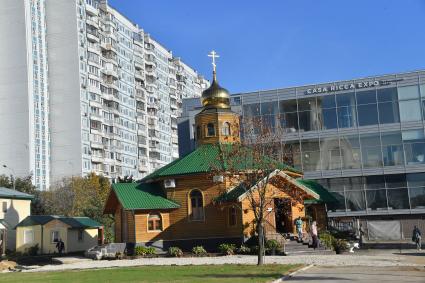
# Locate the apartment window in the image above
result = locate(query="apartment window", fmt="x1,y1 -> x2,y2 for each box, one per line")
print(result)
24,230 -> 34,244
51,231 -> 60,243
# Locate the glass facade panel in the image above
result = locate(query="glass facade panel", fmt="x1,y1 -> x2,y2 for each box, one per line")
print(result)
403,130 -> 425,164
340,135 -> 361,169
381,132 -> 404,166
365,175 -> 385,189
301,139 -> 320,171
377,87 -> 398,102
357,104 -> 378,126
356,90 -> 376,104
297,97 -> 317,111
317,94 -> 336,108
298,111 -> 319,132
321,108 -> 338,129
360,134 -> 383,168
366,189 -> 387,210
420,84 -> 425,97
261,101 -> 278,115
409,187 -> 425,209
243,103 -> 260,117
337,106 -> 357,128
407,172 -> 425,187
329,191 -> 346,211
280,100 -> 297,112
320,137 -> 341,170
399,100 -> 421,122
283,142 -> 302,170
387,188 -> 410,209
385,174 -> 407,188
378,101 -> 399,124
398,85 -> 419,100
346,191 -> 366,211
280,112 -> 298,133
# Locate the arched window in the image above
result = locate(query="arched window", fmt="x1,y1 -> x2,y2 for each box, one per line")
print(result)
222,122 -> 231,136
206,123 -> 215,137
190,190 -> 204,221
228,206 -> 237,226
148,213 -> 162,231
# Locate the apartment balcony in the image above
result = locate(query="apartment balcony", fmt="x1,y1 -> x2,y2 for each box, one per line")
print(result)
89,98 -> 102,109
135,70 -> 145,81
87,30 -> 100,43
104,79 -> 119,90
85,4 -> 98,16
138,160 -> 149,172
87,85 -> 101,95
103,68 -> 118,79
171,136 -> 179,144
91,155 -> 104,163
86,18 -> 99,29
135,89 -> 146,101
90,141 -> 104,150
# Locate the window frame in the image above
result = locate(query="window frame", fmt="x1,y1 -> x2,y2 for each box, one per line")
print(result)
51,231 -> 60,243
147,213 -> 163,232
206,123 -> 216,137
189,189 -> 205,222
77,230 -> 84,242
23,230 -> 34,244
228,206 -> 237,227
222,122 -> 231,136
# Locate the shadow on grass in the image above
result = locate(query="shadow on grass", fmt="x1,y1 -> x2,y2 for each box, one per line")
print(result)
286,276 -> 351,281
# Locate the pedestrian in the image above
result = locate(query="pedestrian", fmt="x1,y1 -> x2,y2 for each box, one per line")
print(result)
412,226 -> 422,251
56,238 -> 62,254
295,217 -> 303,241
311,221 -> 319,249
60,239 -> 65,254
358,223 -> 365,247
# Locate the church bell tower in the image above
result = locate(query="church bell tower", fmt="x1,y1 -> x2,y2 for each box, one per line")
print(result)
195,51 -> 240,147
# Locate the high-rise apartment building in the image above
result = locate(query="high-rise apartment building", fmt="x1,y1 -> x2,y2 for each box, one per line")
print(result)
0,0 -> 208,190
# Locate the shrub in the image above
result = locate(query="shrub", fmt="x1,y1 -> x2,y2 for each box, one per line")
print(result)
168,247 -> 183,257
192,246 -> 207,257
218,243 -> 236,255
332,238 -> 348,254
318,231 -> 334,250
115,251 -> 124,260
135,246 -> 156,256
237,245 -> 251,255
26,244 -> 39,256
265,239 -> 281,251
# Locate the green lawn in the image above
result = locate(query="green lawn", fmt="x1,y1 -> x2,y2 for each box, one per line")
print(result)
0,264 -> 301,283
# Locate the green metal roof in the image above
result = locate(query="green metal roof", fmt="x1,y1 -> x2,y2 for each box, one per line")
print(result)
0,187 -> 34,200
296,179 -> 338,204
142,144 -> 300,181
15,216 -> 102,229
112,182 -> 180,210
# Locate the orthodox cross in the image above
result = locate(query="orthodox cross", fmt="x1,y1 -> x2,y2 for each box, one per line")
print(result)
208,50 -> 220,73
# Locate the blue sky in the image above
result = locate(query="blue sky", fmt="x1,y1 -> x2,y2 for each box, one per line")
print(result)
109,0 -> 425,93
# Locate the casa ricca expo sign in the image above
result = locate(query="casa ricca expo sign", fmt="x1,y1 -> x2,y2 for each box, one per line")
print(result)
305,79 -> 403,95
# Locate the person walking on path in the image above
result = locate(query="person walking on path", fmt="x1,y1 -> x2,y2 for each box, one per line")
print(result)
311,221 -> 319,249
412,226 -> 422,251
56,239 -> 65,255
295,217 -> 303,242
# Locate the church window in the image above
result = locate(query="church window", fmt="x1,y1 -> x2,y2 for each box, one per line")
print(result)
190,190 -> 204,221
148,213 -> 162,231
206,123 -> 215,137
228,206 -> 237,226
222,122 -> 231,136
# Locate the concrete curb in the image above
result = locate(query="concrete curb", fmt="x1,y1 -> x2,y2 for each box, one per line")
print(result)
272,264 -> 314,282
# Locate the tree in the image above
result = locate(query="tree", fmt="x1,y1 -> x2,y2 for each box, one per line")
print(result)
43,174 -> 114,242
211,114 -> 305,265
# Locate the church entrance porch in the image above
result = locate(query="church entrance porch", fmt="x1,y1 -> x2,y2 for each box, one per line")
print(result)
274,198 -> 293,234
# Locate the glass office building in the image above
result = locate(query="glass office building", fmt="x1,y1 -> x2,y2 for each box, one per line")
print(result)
179,70 -> 425,222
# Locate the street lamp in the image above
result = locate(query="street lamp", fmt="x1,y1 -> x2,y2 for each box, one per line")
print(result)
2,165 -> 16,190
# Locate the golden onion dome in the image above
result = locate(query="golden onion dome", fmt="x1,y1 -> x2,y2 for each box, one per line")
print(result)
201,72 -> 230,109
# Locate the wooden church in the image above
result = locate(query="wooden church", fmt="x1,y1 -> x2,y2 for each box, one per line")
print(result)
104,54 -> 334,250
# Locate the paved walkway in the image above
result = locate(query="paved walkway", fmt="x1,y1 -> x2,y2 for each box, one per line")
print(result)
20,251 -> 425,273
285,265 -> 425,282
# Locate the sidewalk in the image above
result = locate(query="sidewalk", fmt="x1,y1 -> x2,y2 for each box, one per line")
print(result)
19,251 -> 425,273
